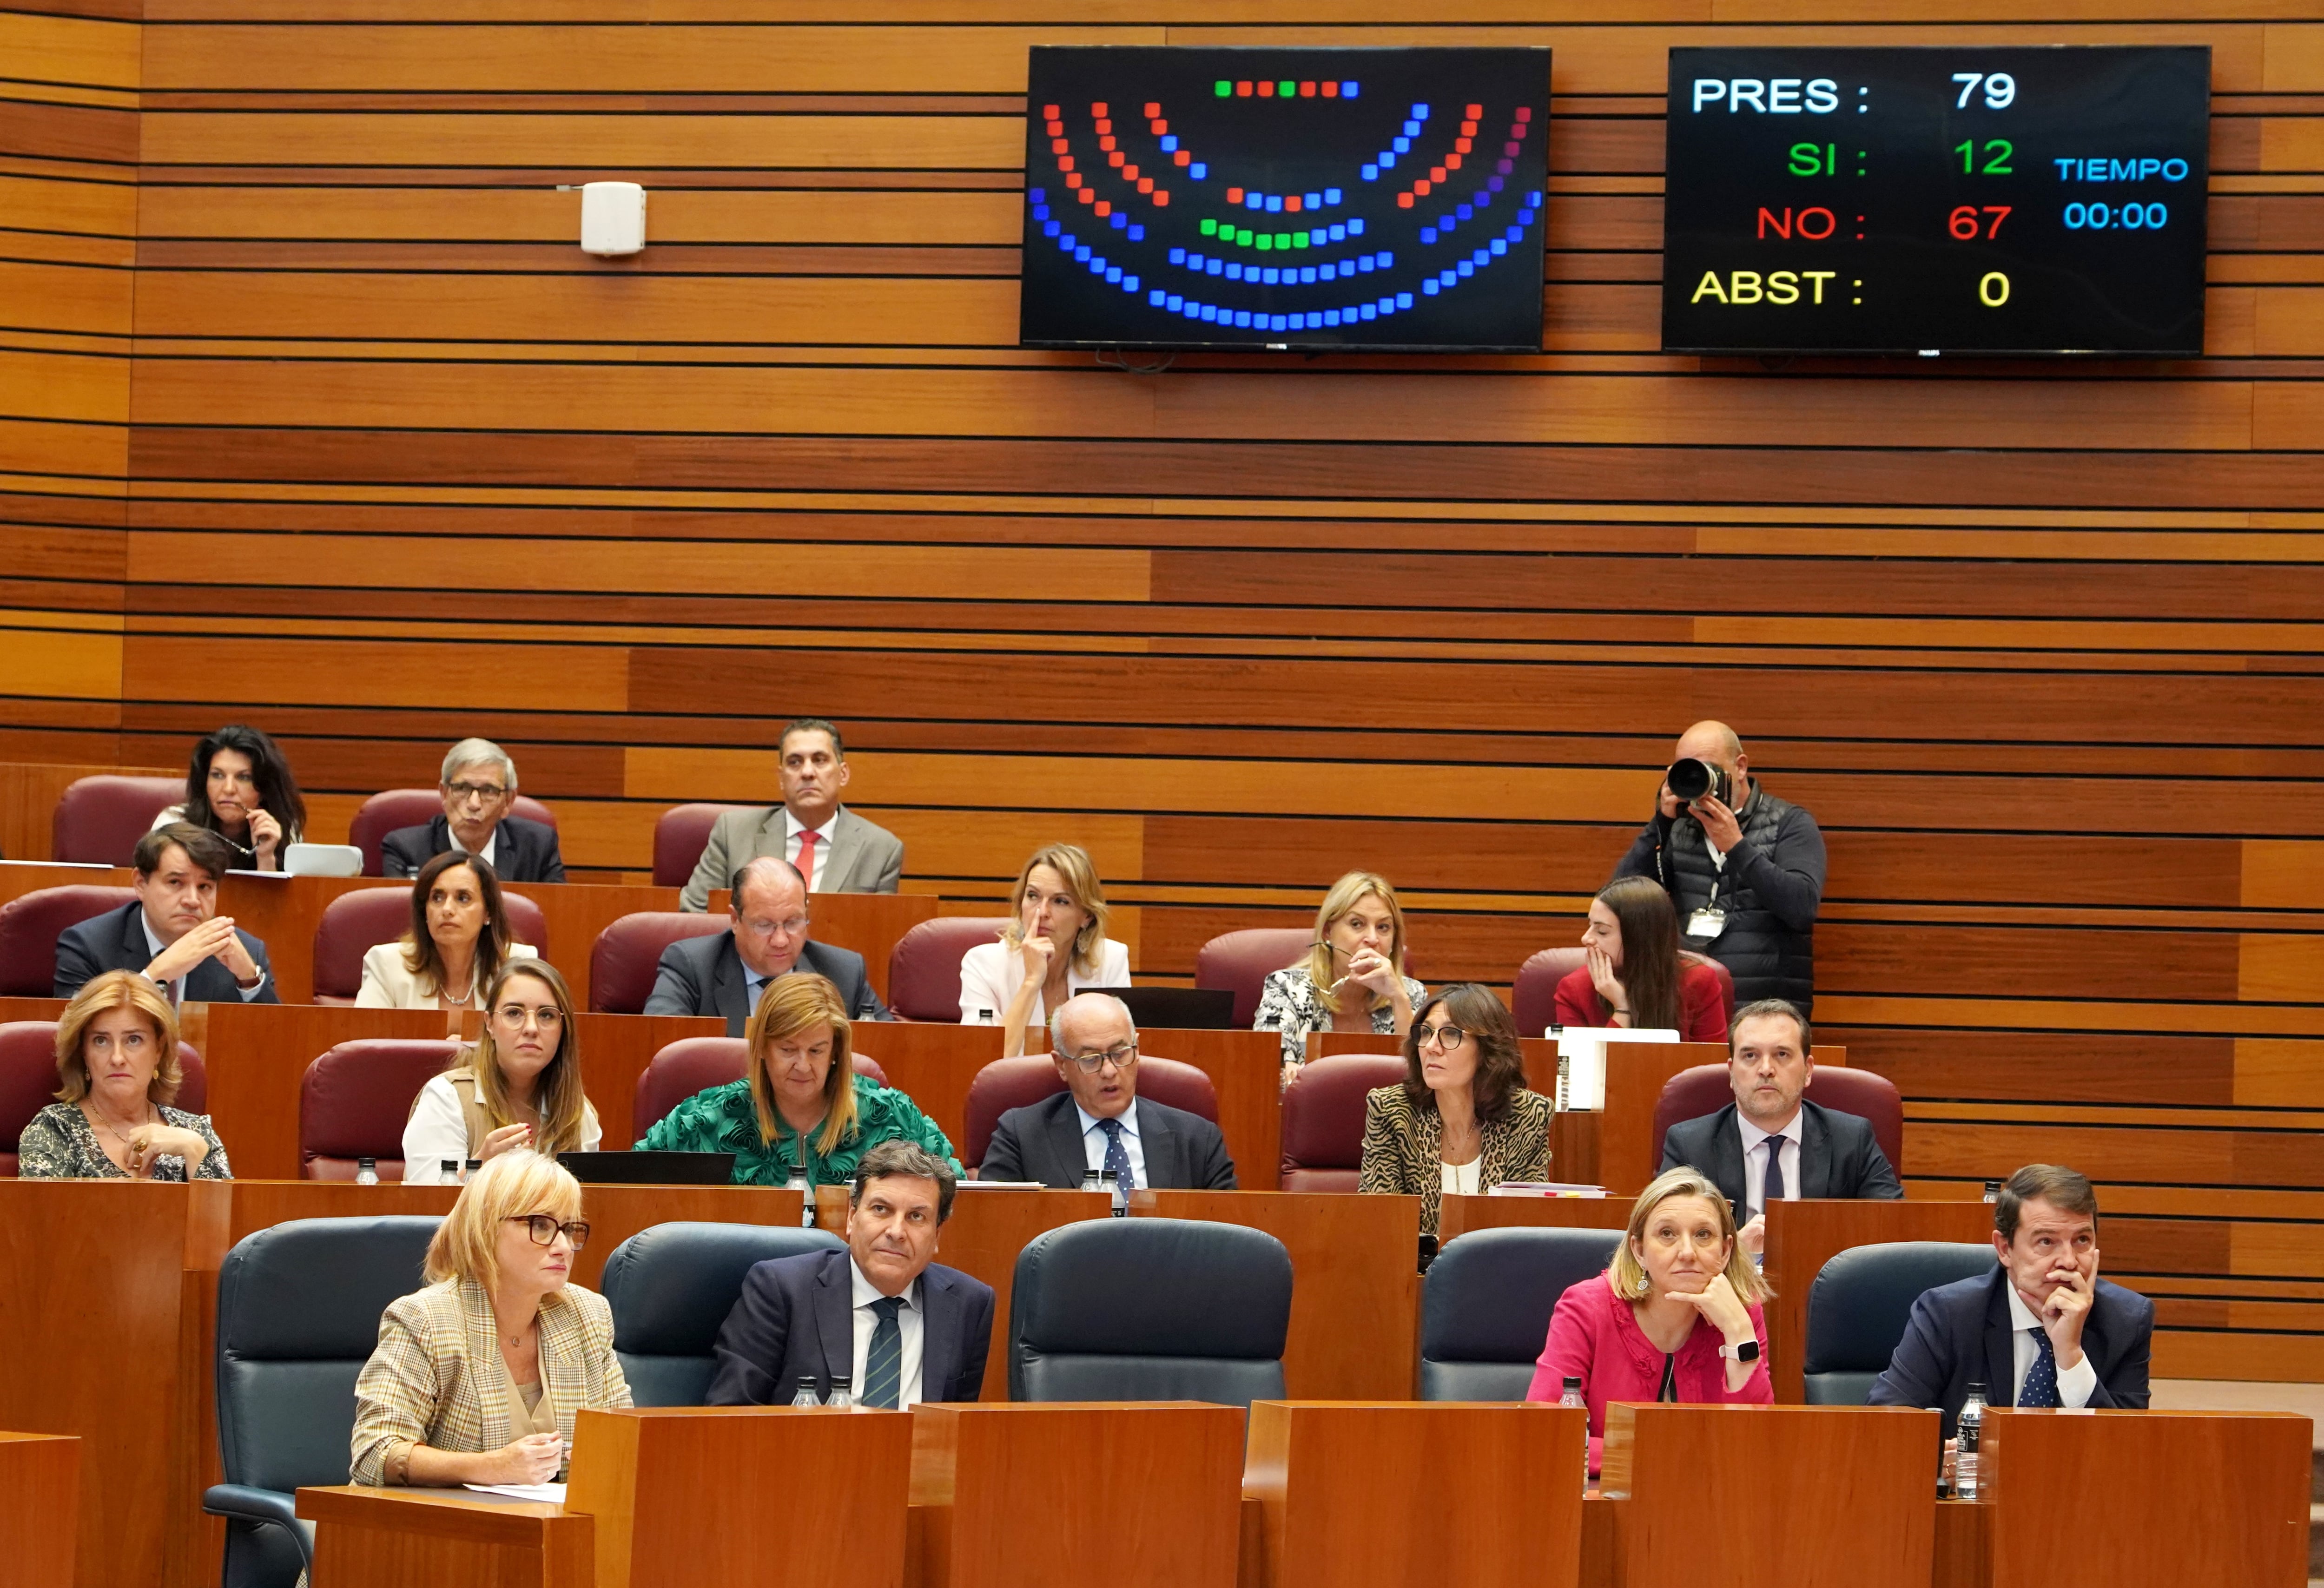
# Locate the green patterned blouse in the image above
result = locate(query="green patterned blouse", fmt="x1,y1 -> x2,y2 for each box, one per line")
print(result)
634,1073 -> 960,1187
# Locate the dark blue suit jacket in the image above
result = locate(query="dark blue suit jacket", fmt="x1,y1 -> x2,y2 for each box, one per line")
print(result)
53,901 -> 279,1003
1867,1264 -> 2153,1434
382,813 -> 565,883
640,931 -> 890,1036
704,1248 -> 993,1407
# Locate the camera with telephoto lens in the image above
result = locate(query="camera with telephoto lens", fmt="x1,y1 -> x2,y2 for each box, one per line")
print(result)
1666,756 -> 1731,809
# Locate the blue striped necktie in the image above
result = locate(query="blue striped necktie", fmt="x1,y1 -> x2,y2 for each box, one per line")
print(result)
864,1296 -> 904,1410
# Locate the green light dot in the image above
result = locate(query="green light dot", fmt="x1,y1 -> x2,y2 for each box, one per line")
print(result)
1291,232 -> 1307,249
1215,80 -> 1231,97
1199,218 -> 1217,236
1279,80 -> 1294,97
1256,235 -> 1272,250
1235,228 -> 1253,246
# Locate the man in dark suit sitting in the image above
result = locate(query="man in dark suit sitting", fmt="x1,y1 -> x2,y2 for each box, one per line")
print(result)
54,823 -> 279,1004
381,738 -> 566,883
979,993 -> 1237,1192
706,1140 -> 995,1407
642,857 -> 888,1035
1658,997 -> 1899,1256
1869,1163 -> 2152,1430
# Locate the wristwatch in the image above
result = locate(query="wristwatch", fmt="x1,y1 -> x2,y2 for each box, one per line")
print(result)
1718,1338 -> 1761,1363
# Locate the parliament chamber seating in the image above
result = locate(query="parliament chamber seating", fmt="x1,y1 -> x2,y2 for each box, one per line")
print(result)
298,1039 -> 461,1179
630,1035 -> 889,1142
206,1215 -> 440,1588
1802,1241 -> 1998,1407
1419,1226 -> 1624,1400
589,910 -> 727,1013
50,774 -> 184,865
961,1054 -> 1217,1171
346,789 -> 559,878
310,886 -> 552,1005
0,1022 -> 205,1174
599,1220 -> 845,1404
650,802 -> 752,889
1278,1053 -> 1408,1191
885,916 -> 1010,1021
0,883 -> 136,996
1009,1217 -> 1293,1407
1651,1062 -> 1906,1173
1194,927 -> 1313,1027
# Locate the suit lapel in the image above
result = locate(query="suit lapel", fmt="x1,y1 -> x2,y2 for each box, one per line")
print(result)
1043,1095 -> 1088,1188
459,1280 -> 515,1451
429,815 -> 455,860
1982,1269 -> 2018,1405
916,1268 -> 957,1401
1712,1109 -> 1749,1208
819,808 -> 862,892
1799,1103 -> 1832,1198
1133,1099 -> 1173,1189
812,1251 -> 853,1390
536,1291 -> 591,1434
712,936 -> 753,1030
116,904 -> 149,972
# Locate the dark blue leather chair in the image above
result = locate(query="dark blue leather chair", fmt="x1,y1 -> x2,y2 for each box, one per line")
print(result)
1803,1241 -> 1998,1405
1010,1218 -> 1292,1407
1419,1226 -> 1623,1400
206,1215 -> 441,1588
598,1222 -> 845,1406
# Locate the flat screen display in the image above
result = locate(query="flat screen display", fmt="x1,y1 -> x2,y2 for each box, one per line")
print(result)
1661,46 -> 2210,356
1018,47 -> 1551,352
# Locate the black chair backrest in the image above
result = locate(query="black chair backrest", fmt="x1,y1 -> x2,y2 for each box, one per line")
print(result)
1010,1218 -> 1292,1408
599,1221 -> 845,1406
1802,1241 -> 1997,1406
1419,1226 -> 1624,1401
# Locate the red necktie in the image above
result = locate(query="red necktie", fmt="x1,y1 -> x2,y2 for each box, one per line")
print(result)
796,829 -> 818,891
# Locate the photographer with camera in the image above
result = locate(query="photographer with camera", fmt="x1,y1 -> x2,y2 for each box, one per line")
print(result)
1610,721 -> 1827,1013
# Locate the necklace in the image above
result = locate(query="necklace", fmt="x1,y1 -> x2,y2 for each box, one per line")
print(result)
84,1101 -> 155,1167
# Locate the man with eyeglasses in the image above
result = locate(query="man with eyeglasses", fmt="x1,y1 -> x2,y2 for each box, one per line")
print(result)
383,738 -> 567,883
644,856 -> 889,1035
978,993 -> 1236,1191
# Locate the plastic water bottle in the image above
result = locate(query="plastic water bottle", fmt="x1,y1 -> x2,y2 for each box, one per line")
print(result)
462,1158 -> 481,1183
826,1375 -> 853,1410
1100,1166 -> 1125,1216
786,1157 -> 816,1228
1558,1376 -> 1588,1476
1982,1179 -> 2002,1204
1954,1381 -> 1987,1500
789,1376 -> 820,1409
354,1157 -> 379,1186
1079,1165 -> 1102,1194
441,1159 -> 461,1185
976,1008 -> 995,1026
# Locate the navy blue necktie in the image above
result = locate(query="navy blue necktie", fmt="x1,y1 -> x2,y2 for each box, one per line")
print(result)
2019,1328 -> 2061,1408
863,1297 -> 904,1410
1098,1117 -> 1135,1192
1761,1135 -> 1786,1212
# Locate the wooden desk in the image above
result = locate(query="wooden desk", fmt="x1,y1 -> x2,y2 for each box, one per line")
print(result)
1243,1401 -> 1584,1588
0,1430 -> 82,1588
1437,1193 -> 1631,1245
1762,1198 -> 1993,1403
911,1402 -> 1244,1588
1599,1403 -> 1938,1588
1135,1190 -> 1420,1401
297,1486 -> 591,1587
1981,1409 -> 2311,1588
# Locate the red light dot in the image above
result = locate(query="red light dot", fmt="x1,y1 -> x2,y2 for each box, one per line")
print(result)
1099,135 -> 1116,151
1046,120 -> 1063,137
1153,189 -> 1169,206
1096,119 -> 1111,135
1461,121 -> 1478,138
1122,163 -> 1139,180
1259,81 -> 1274,96
1505,141 -> 1520,157
1466,103 -> 1483,118
1095,199 -> 1110,216
1057,155 -> 1075,171
1043,104 -> 1060,119
1515,106 -> 1532,122
1322,81 -> 1338,97
1108,150 -> 1124,167
1413,179 -> 1432,196
1430,166 -> 1446,184
1235,80 -> 1252,97
1091,102 -> 1108,117
1397,192 -> 1415,209
1299,80 -> 1315,96
1151,119 -> 1168,135
1143,102 -> 1160,117
1286,195 -> 1301,212
1455,138 -> 1472,154
1074,182 -> 1090,199
1052,138 -> 1068,154
1174,150 -> 1191,166
1444,153 -> 1462,171
1227,187 -> 1244,203
1137,177 -> 1154,193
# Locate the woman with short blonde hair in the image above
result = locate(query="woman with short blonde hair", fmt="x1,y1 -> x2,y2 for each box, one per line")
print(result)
1254,870 -> 1426,1076
958,843 -> 1131,1057
639,972 -> 959,1186
351,1150 -> 630,1488
20,970 -> 230,1180
402,961 -> 601,1186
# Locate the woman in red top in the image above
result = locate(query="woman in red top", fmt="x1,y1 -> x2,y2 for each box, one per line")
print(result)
1525,1166 -> 1772,1474
1551,877 -> 1728,1043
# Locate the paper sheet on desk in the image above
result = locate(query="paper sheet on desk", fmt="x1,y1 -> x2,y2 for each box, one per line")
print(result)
1553,1028 -> 1680,1110
463,1483 -> 566,1502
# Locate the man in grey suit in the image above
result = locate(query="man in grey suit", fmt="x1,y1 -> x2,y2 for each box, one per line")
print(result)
1659,997 -> 1900,1256
646,857 -> 889,1035
979,994 -> 1237,1192
680,718 -> 904,910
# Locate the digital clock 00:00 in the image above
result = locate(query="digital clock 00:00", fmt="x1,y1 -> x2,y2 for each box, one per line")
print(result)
2063,201 -> 2169,231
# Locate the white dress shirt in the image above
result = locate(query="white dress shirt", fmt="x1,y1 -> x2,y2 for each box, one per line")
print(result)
141,912 -> 267,1003
447,827 -> 498,868
1737,1110 -> 1803,1217
957,938 -> 1132,1030
848,1258 -> 925,1408
1075,1100 -> 1148,1191
2003,1280 -> 2100,1409
785,810 -> 838,892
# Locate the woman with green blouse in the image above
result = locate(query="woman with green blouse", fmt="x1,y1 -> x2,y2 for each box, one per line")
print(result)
638,972 -> 957,1185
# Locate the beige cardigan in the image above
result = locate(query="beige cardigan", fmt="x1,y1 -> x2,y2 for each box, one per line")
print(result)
356,942 -> 536,1009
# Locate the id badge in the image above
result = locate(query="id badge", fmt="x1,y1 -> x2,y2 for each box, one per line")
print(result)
1686,906 -> 1728,941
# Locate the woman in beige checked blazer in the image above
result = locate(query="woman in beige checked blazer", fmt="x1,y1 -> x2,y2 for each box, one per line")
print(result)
351,1149 -> 631,1487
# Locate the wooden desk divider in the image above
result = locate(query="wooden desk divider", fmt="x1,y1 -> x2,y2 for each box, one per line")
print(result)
1242,1401 -> 1585,1588
1597,1403 -> 1938,1588
1594,1039 -> 1731,1195
1980,1408 -> 2313,1588
0,1431 -> 81,1588
568,1405 -> 914,1588
910,1402 -> 1245,1588
296,1486 -> 591,1588
1761,1198 -> 1994,1403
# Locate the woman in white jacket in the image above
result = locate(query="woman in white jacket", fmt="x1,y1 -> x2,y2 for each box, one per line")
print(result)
358,851 -> 535,1011
959,843 -> 1129,1058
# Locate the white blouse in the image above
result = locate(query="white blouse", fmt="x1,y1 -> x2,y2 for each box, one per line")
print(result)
400,1072 -> 601,1186
957,938 -> 1131,1032
1439,1157 -> 1483,1198
356,942 -> 536,1010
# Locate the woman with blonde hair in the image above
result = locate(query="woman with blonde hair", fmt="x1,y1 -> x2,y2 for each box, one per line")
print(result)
358,850 -> 536,1011
402,961 -> 601,1186
958,843 -> 1130,1058
350,1150 -> 629,1486
1525,1166 -> 1772,1474
19,969 -> 230,1179
640,971 -> 958,1186
1254,870 -> 1426,1078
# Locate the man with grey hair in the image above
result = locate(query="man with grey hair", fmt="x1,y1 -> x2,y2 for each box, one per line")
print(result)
382,738 -> 566,882
977,992 -> 1236,1191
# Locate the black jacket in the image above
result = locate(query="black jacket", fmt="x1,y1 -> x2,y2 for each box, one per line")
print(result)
1658,1098 -> 1902,1207
640,930 -> 890,1036
382,814 -> 566,883
979,1092 -> 1237,1190
705,1248 -> 993,1407
1612,779 -> 1824,1011
53,901 -> 280,1003
1868,1264 -> 2154,1435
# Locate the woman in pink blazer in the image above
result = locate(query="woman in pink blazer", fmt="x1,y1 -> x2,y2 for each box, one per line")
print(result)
1525,1166 -> 1772,1474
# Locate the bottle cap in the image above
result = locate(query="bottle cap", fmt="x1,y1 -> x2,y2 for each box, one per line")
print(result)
358,1156 -> 376,1168
441,1160 -> 459,1173
1563,1376 -> 1581,1391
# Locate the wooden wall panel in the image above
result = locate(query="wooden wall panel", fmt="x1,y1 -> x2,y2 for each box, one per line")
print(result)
2,2 -> 2321,1377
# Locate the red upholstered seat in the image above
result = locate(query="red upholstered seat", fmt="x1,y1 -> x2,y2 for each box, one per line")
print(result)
630,1036 -> 889,1142
1512,948 -> 1736,1037
886,917 -> 1010,1023
961,1054 -> 1217,1172
590,912 -> 730,1014
1278,1053 -> 1409,1192
0,885 -> 137,997
299,1039 -> 462,1180
1650,1062 -> 1904,1177
1195,928 -> 1314,1029
0,1022 -> 206,1177
52,775 -> 187,866
312,886 -> 550,1005
348,789 -> 559,878
652,803 -> 754,890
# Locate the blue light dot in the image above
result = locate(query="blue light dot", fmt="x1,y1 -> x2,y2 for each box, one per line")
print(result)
1422,279 -> 1439,296
1377,251 -> 1392,268
1392,137 -> 1410,153
1189,163 -> 1206,179
1342,82 -> 1359,98
1360,164 -> 1378,181
1378,152 -> 1396,170
1325,188 -> 1342,205
1168,247 -> 1186,264
1490,238 -> 1507,256
1159,135 -> 1178,152
1348,218 -> 1365,237
1149,289 -> 1167,306
1029,188 -> 1046,204
1128,224 -> 1144,241
1457,261 -> 1474,277
1420,227 -> 1437,244
1043,220 -> 1061,237
1167,294 -> 1183,311
1109,211 -> 1127,230
1304,192 -> 1322,210
1266,195 -> 1283,213
1472,248 -> 1488,267
1074,245 -> 1091,262
1329,223 -> 1347,241
1124,276 -> 1138,292
1396,292 -> 1413,309
1414,103 -> 1430,118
